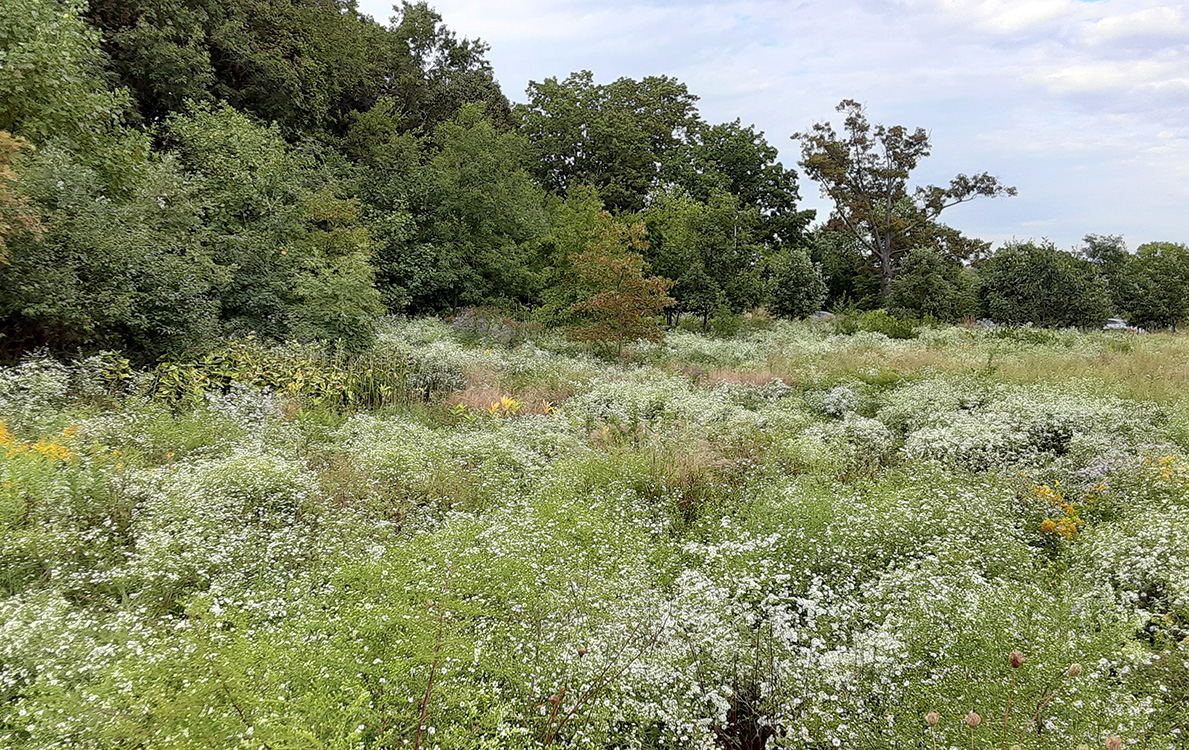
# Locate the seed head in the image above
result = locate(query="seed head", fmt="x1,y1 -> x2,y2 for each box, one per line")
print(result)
926,712 -> 940,727
1078,744 -> 1090,750
965,712 -> 982,729
1012,745 -> 1023,750
1069,663 -> 1083,677
1106,736 -> 1123,750
1010,651 -> 1026,669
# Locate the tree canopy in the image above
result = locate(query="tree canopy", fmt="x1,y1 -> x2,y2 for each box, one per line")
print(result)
1,0 -> 1187,362
517,71 -> 700,213
980,241 -> 1110,328
794,99 -> 1015,295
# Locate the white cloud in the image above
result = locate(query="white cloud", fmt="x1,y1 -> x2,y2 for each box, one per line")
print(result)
1085,5 -> 1189,46
1039,59 -> 1189,94
904,0 -> 1077,35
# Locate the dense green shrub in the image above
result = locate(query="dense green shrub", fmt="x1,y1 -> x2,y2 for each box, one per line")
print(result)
834,308 -> 920,339
980,241 -> 1111,327
0,146 -> 223,359
767,247 -> 827,319
1126,242 -> 1189,330
887,246 -> 979,322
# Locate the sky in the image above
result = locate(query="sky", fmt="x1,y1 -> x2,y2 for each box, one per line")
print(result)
357,0 -> 1189,251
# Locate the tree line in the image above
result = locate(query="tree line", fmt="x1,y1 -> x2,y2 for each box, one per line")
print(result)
1,0 -> 1186,362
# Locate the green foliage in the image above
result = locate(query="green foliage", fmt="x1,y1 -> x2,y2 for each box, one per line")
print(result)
809,227 -> 882,310
567,218 -> 674,354
3,323 -> 1189,748
991,325 -> 1063,346
289,190 -> 383,351
887,246 -> 980,322
419,104 -> 547,308
672,265 -> 720,327
518,71 -> 700,212
531,187 -> 616,325
0,0 -> 130,150
981,241 -> 1111,327
709,302 -> 744,338
167,102 -> 382,347
0,0 -> 222,360
1125,242 -> 1189,330
1083,234 -> 1140,319
86,0 -> 482,138
795,99 -> 1014,295
834,308 -> 920,339
10,4 -> 1189,741
149,336 -> 463,410
643,188 -> 765,324
449,308 -> 531,348
767,247 -> 827,319
663,119 -> 814,247
166,102 -> 308,338
355,104 -> 546,313
0,144 -> 222,359
389,1 -> 512,131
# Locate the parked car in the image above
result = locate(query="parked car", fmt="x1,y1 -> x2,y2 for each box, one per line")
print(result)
1104,318 -> 1143,332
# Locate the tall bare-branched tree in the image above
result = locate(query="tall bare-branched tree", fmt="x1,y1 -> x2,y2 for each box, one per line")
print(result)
794,99 -> 1015,295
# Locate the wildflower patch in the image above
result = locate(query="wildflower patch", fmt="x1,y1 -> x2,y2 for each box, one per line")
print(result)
1,320 -> 1187,749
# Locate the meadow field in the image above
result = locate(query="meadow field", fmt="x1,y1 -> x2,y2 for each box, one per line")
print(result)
1,317 -> 1187,749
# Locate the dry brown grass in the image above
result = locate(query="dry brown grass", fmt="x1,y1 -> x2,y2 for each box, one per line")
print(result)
705,368 -> 792,388
736,332 -> 1189,401
629,435 -> 755,524
448,383 -> 578,417
447,383 -> 504,412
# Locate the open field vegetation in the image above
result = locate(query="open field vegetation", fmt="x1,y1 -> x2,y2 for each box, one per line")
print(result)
3,1 -> 1189,747
2,317 -> 1187,749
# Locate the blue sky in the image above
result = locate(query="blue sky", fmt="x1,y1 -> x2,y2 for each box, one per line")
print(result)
358,0 -> 1189,252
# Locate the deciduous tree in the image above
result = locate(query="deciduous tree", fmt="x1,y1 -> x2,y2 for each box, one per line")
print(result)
642,188 -> 765,326
0,144 -> 223,358
886,246 -> 979,322
664,119 -> 813,247
85,0 -> 505,139
767,248 -> 827,319
366,103 -> 547,312
980,241 -> 1109,328
794,100 -> 1014,295
807,228 -> 881,311
1126,242 -> 1189,330
517,71 -> 699,212
568,219 -> 673,355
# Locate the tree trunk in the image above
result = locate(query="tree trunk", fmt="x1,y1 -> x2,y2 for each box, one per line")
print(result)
878,243 -> 894,297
